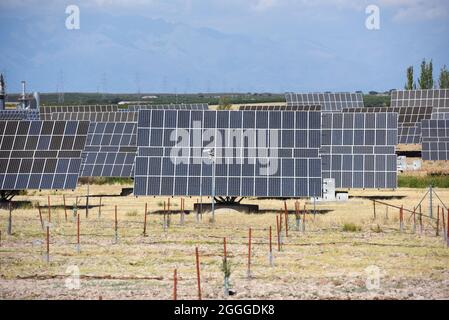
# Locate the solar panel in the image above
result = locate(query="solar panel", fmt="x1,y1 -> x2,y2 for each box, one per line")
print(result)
40,105 -> 119,115
0,110 -> 40,120
342,106 -> 423,144
320,113 -> 398,189
80,122 -> 137,177
50,111 -> 138,122
421,119 -> 449,161
341,107 -> 389,113
134,110 -> 322,197
239,105 -> 321,111
128,103 -> 209,111
431,111 -> 449,120
391,89 -> 449,112
390,89 -> 449,144
0,120 -> 89,190
285,92 -> 364,112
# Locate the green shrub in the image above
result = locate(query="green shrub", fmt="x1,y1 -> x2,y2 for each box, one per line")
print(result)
342,223 -> 362,232
398,175 -> 449,188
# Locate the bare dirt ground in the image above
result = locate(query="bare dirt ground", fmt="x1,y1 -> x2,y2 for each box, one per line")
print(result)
1,185 -> 448,300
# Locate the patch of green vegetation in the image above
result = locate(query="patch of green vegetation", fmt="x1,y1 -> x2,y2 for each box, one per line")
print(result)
398,175 -> 449,188
363,94 -> 390,107
342,223 -> 362,232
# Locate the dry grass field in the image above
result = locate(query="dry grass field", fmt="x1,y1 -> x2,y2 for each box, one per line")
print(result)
1,184 -> 448,300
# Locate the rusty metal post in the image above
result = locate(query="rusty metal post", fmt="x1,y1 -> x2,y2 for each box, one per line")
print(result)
195,247 -> 201,300
173,269 -> 177,300
269,225 -> 273,266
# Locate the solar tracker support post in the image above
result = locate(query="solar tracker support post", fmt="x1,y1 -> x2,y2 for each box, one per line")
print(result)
195,247 -> 202,300
173,269 -> 177,301
247,228 -> 252,279
63,195 -> 67,222
38,204 -> 44,230
373,200 -> 376,220
399,205 -> 404,232
7,203 -> 12,235
313,195 -> 316,219
143,203 -> 147,236
0,230 -> 1,247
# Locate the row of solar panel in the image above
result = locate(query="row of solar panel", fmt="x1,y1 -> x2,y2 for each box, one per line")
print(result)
137,110 -> 321,129
134,176 -> 323,197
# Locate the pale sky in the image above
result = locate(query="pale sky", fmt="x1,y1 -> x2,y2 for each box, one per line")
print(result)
1,0 -> 448,93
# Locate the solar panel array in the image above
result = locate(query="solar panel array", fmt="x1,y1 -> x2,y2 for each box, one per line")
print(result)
51,111 -> 138,122
390,89 -> 449,144
391,89 -> 449,111
239,105 -> 321,111
134,110 -> 322,197
81,122 -> 137,177
0,120 -> 89,190
321,113 -> 398,189
40,105 -> 119,115
0,110 -> 40,120
421,119 -> 449,161
127,103 -> 209,111
285,92 -> 364,112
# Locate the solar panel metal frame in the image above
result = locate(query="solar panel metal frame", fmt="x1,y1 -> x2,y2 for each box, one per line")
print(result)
0,109 -> 40,120
50,111 -> 138,122
285,92 -> 364,112
134,110 -> 322,197
0,120 -> 89,190
128,103 -> 209,111
239,105 -> 321,111
40,105 -> 119,115
421,119 -> 449,161
320,112 -> 398,189
80,121 -> 137,177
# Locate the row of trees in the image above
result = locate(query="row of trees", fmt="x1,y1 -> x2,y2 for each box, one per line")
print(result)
405,59 -> 449,89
